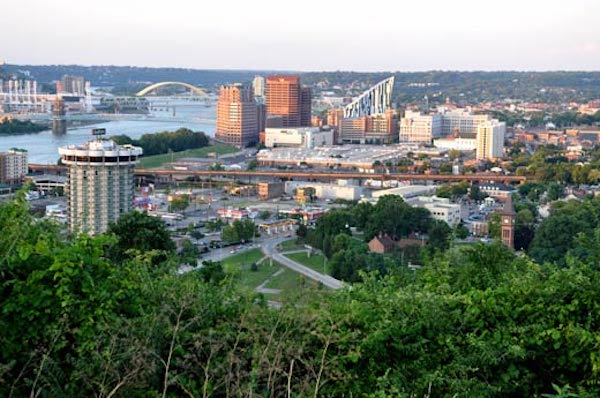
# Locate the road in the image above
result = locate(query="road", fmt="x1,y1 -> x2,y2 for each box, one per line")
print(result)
261,237 -> 344,290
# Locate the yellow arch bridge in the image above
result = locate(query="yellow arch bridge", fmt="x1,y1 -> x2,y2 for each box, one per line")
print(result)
135,81 -> 208,97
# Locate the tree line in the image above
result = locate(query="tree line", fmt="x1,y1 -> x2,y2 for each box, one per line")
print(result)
111,128 -> 209,156
0,119 -> 46,135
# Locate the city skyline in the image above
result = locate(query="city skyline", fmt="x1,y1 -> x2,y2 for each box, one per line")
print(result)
4,0 -> 600,72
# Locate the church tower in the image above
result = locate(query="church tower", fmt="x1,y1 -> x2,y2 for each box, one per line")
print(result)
501,195 -> 516,250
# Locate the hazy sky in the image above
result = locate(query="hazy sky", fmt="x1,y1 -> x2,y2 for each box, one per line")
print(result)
3,0 -> 600,71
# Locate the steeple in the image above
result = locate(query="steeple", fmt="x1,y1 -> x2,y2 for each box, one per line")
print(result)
502,195 -> 516,216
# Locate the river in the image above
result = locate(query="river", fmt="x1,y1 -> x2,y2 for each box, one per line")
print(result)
0,98 -> 217,164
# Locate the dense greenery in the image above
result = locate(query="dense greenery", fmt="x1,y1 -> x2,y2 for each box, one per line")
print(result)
508,145 -> 600,185
1,192 -> 600,397
221,219 -> 257,244
111,128 -> 209,156
0,119 -> 46,135
301,196 -> 451,281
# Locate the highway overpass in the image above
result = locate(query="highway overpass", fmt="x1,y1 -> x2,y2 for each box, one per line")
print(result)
29,164 -> 528,184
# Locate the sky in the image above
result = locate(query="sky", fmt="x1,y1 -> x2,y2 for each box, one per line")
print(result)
3,0 -> 600,71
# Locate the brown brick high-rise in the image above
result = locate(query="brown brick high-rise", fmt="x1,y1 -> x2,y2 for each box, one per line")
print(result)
216,84 -> 258,148
266,75 -> 311,127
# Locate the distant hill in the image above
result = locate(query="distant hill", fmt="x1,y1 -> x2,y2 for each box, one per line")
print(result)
2,64 -> 278,91
4,64 -> 600,103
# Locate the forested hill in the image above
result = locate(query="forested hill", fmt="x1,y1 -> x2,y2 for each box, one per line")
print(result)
5,63 -> 600,102
1,64 -> 274,90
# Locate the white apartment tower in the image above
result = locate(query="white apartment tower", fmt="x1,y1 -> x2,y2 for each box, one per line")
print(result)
399,110 -> 442,142
58,129 -> 142,235
0,148 -> 28,184
476,121 -> 506,160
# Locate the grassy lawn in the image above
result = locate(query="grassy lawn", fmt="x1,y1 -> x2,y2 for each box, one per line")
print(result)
278,238 -> 303,251
286,252 -> 329,274
265,268 -> 328,302
137,143 -> 238,168
218,248 -> 331,301
220,248 -> 278,289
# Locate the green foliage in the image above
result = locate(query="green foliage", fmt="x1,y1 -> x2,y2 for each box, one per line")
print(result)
221,219 -> 256,244
257,210 -> 271,220
0,119 -> 46,135
209,162 -> 225,171
529,196 -> 600,266
364,195 -> 430,241
246,159 -> 258,170
436,181 -> 469,199
111,128 -> 209,156
169,194 -> 189,212
107,210 -> 175,263
2,195 -> 600,397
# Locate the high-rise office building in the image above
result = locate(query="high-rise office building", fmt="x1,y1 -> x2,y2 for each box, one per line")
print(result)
215,84 -> 259,148
266,75 -> 311,127
476,121 -> 506,160
300,86 -> 312,127
0,148 -> 28,184
253,76 -> 265,98
58,129 -> 142,235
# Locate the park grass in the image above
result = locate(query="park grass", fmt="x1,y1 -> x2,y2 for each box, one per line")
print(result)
220,248 -> 279,289
137,143 -> 238,168
278,238 -> 303,251
219,248 -> 330,301
286,251 -> 329,274
265,268 -> 328,302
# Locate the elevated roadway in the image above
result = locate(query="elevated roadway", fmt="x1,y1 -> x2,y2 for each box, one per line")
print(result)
29,164 -> 528,183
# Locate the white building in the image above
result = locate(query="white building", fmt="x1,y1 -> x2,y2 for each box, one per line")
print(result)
401,108 -> 504,152
284,181 -> 363,201
439,109 -> 494,137
58,130 -> 142,235
476,121 -> 506,160
399,110 -> 442,142
0,148 -> 28,184
433,137 -> 476,151
264,127 -> 334,149
252,76 -> 265,98
371,185 -> 437,200
407,196 -> 462,227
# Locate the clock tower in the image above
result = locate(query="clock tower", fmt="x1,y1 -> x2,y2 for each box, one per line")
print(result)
500,195 -> 516,250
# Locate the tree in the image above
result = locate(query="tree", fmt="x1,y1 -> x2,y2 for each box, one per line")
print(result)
427,220 -> 452,252
108,211 -> 175,262
198,260 -> 226,284
221,225 -> 239,244
247,159 -> 258,170
469,184 -> 486,201
179,238 -> 199,264
454,223 -> 469,239
546,182 -> 564,201
257,210 -> 271,220
209,162 -> 224,171
169,195 -> 189,213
